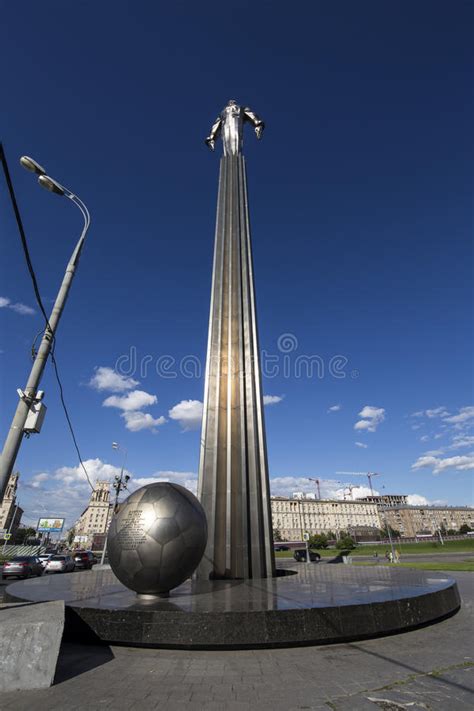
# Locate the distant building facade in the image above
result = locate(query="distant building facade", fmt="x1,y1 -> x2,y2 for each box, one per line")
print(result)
383,505 -> 474,537
0,472 -> 23,535
271,497 -> 381,540
74,481 -> 113,547
358,494 -> 408,508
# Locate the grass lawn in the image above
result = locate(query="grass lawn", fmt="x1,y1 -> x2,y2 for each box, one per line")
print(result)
275,539 -> 474,559
352,560 -> 474,572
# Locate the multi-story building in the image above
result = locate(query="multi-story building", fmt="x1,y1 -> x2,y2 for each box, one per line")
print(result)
358,494 -> 408,508
74,481 -> 113,547
271,497 -> 381,540
383,505 -> 474,538
0,472 -> 23,535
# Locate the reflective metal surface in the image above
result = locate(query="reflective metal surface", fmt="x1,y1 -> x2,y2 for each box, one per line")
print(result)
198,102 -> 274,580
205,99 -> 264,155
106,483 -> 207,595
6,563 -> 460,649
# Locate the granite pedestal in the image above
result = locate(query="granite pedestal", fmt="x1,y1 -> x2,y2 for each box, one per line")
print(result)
6,563 -> 460,649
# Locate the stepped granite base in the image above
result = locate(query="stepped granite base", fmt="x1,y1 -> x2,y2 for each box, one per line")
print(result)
6,563 -> 460,649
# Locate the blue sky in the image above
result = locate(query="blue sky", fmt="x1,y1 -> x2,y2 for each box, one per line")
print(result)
1,1 -> 472,527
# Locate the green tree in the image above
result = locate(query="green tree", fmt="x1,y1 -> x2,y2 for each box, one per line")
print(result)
336,536 -> 356,550
13,527 -> 36,544
309,533 -> 329,549
459,524 -> 472,534
66,528 -> 76,546
273,528 -> 283,542
447,529 -> 457,536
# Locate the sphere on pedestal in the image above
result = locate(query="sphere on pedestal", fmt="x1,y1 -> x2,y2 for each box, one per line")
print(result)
107,482 -> 207,595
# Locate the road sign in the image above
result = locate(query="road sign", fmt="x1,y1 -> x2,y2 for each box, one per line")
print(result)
303,532 -> 310,541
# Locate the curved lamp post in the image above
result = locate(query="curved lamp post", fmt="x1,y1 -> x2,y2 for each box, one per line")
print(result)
0,156 -> 91,500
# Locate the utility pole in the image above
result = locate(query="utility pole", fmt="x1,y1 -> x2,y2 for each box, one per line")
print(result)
2,501 -> 20,555
0,147 -> 90,500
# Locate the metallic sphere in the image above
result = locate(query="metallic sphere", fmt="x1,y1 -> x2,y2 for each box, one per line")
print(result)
107,483 -> 207,595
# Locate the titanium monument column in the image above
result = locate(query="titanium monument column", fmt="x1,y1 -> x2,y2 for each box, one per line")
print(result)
197,100 -> 275,580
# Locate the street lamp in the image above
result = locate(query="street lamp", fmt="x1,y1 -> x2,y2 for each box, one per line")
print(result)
111,442 -> 130,512
0,153 -> 91,500
100,443 -> 130,565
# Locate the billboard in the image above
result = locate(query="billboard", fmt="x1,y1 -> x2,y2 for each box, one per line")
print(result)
37,518 -> 65,533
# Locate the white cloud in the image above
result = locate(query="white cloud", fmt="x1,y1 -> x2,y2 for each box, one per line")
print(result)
406,494 -> 430,506
169,400 -> 203,431
89,366 -> 138,393
121,411 -> 166,432
30,472 -> 50,488
103,390 -> 157,412
443,406 -> 474,427
0,296 -> 35,315
328,404 -> 341,412
351,485 -> 378,499
425,407 -> 450,418
419,435 -> 429,443
410,407 -> 449,419
263,395 -> 283,406
450,435 -> 474,450
354,405 -> 385,433
411,454 -> 474,474
54,458 -> 124,486
355,442 -> 368,449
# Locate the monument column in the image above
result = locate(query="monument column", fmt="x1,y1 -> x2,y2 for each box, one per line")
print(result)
197,101 -> 275,579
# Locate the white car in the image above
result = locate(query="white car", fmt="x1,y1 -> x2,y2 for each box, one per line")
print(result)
45,555 -> 75,574
38,554 -> 54,569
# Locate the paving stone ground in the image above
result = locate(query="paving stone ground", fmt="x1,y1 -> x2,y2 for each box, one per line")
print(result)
1,572 -> 472,710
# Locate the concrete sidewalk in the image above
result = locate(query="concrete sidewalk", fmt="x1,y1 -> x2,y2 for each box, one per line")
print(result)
1,572 -> 472,710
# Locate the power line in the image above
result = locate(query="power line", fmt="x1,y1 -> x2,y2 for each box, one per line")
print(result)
0,143 -> 94,491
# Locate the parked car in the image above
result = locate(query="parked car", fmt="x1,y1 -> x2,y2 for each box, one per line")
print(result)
274,545 -> 290,551
74,550 -> 97,569
38,554 -> 54,569
44,555 -> 75,574
2,556 -> 43,579
293,549 -> 321,563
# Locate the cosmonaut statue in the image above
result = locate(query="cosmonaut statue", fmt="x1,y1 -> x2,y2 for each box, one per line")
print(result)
205,99 -> 265,156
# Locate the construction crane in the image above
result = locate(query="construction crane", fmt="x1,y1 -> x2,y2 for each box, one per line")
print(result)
342,483 -> 361,501
336,471 -> 381,495
307,477 -> 345,500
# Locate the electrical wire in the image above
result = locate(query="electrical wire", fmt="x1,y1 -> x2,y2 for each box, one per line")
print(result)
0,143 -> 94,491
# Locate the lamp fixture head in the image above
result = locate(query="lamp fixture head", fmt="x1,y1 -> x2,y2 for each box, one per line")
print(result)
20,156 -> 46,176
38,174 -> 65,195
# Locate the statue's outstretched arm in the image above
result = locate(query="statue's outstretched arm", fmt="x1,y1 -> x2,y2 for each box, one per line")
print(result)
243,107 -> 265,139
205,116 -> 222,151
